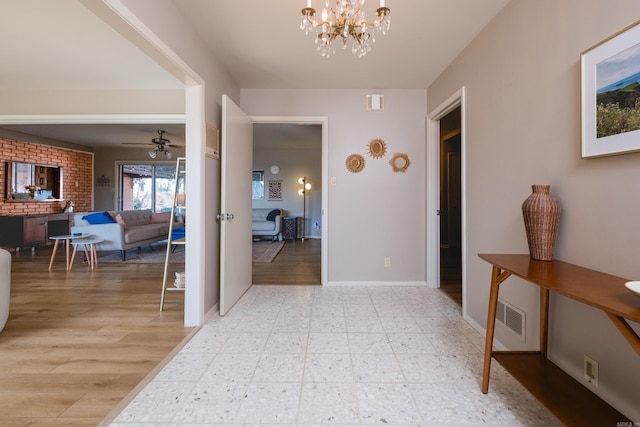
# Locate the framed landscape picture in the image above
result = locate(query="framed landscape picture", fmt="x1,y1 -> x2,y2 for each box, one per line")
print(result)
581,20 -> 640,158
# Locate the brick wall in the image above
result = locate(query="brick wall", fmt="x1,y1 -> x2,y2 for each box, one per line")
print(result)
0,137 -> 93,216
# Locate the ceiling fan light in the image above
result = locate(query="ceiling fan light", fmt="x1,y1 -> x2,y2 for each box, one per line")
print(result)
165,150 -> 172,160
148,148 -> 158,158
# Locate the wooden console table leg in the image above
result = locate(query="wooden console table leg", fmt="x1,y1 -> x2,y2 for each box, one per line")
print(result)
540,287 -> 550,357
482,265 -> 511,394
606,313 -> 640,357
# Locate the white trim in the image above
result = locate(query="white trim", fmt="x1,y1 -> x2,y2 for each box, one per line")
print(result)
426,87 -> 466,301
100,0 -> 207,327
251,115 -> 329,286
0,114 -> 185,125
327,281 -> 428,287
183,82 -> 206,327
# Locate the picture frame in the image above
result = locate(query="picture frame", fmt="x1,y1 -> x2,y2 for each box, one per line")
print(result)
268,179 -> 282,201
581,20 -> 640,158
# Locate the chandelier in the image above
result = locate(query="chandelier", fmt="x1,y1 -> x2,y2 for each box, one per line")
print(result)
300,0 -> 390,58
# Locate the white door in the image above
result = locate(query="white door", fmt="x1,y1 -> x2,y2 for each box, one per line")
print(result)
220,95 -> 253,315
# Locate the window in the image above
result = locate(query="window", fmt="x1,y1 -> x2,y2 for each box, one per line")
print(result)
252,170 -> 264,199
119,163 -> 179,212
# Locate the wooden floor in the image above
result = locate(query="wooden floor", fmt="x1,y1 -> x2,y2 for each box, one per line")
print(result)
0,247 -> 193,427
252,238 -> 321,285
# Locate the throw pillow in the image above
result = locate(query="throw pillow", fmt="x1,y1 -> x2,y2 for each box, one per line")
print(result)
113,213 -> 127,229
266,209 -> 280,221
150,212 -> 171,224
172,227 -> 185,240
82,211 -> 116,224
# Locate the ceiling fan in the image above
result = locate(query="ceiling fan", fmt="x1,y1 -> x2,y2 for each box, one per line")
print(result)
121,129 -> 182,159
148,130 -> 173,159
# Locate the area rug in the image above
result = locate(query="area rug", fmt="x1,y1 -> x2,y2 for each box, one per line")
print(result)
252,241 -> 285,263
97,242 -> 184,264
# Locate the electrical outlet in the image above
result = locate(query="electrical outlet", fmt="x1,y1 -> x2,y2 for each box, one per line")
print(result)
584,355 -> 598,386
384,258 -> 391,267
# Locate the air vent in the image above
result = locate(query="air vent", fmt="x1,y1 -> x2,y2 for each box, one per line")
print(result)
496,298 -> 525,340
366,94 -> 384,111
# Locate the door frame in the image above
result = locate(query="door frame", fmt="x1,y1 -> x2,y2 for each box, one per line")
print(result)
426,87 -> 466,304
252,116 -> 328,286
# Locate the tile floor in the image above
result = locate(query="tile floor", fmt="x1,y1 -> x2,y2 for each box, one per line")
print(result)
109,285 -> 561,426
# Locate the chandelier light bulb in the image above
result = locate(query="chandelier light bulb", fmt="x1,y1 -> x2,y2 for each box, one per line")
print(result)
305,183 -> 312,190
298,189 -> 305,196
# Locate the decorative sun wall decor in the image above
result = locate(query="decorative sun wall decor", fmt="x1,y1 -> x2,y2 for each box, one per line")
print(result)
389,153 -> 411,173
345,154 -> 365,173
366,138 -> 387,158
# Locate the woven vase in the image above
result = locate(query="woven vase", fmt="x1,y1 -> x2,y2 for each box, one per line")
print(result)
522,184 -> 561,261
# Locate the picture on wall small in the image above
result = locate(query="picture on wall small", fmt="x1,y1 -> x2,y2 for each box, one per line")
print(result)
268,179 -> 282,201
582,20 -> 640,158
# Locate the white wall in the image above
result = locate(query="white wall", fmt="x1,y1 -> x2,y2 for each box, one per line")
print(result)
241,89 -> 427,284
428,0 -> 640,418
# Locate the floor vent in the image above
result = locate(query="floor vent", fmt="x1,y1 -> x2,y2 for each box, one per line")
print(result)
496,299 -> 525,340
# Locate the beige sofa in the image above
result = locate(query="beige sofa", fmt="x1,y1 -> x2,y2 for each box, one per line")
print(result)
252,208 -> 282,240
71,210 -> 173,260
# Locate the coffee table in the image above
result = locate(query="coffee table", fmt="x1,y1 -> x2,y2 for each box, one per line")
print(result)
69,237 -> 103,270
49,234 -> 91,270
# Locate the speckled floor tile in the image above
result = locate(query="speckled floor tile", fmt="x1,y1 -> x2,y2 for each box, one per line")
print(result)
356,383 -> 422,425
263,332 -> 308,353
298,383 -> 359,425
253,353 -> 305,382
108,285 -> 562,427
303,353 -> 354,383
233,382 -> 301,424
352,353 -> 404,383
200,352 -> 260,383
347,332 -> 392,354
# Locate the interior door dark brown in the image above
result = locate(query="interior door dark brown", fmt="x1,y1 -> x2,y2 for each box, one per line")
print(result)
440,132 -> 461,269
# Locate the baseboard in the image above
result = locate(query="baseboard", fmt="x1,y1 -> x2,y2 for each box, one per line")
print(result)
463,311 -> 509,352
326,281 -> 427,287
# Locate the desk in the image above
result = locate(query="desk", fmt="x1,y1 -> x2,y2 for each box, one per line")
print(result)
69,237 -> 103,270
479,254 -> 640,394
49,234 -> 89,270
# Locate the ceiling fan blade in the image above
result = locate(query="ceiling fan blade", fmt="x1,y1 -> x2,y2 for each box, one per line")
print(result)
121,142 -> 184,148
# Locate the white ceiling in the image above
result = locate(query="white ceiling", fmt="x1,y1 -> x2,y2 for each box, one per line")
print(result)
0,0 -> 510,147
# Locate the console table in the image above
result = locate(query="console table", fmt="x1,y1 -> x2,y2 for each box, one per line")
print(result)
479,254 -> 640,394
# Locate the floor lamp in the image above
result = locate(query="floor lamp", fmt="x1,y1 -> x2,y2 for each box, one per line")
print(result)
298,177 -> 311,241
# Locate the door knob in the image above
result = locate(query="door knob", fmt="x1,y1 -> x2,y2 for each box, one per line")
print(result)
216,213 -> 235,221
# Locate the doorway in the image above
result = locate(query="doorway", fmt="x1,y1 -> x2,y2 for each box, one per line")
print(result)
251,122 -> 322,285
439,107 -> 462,305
